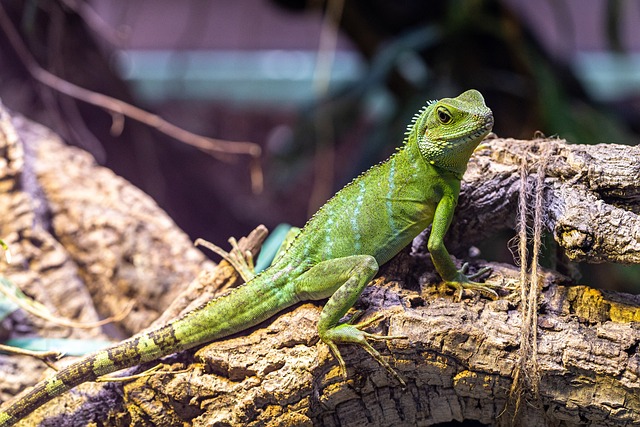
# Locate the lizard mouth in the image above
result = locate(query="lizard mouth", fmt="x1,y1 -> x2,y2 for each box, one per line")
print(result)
452,116 -> 494,145
475,113 -> 494,134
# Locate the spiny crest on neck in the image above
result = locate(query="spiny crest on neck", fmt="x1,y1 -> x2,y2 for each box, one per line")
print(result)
401,101 -> 435,144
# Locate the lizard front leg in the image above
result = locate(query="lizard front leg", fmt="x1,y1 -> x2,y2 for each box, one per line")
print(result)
428,195 -> 499,300
294,255 -> 406,385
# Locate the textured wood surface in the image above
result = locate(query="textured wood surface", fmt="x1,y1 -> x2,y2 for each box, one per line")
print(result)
447,136 -> 640,264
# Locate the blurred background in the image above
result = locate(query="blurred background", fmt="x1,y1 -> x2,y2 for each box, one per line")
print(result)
0,0 -> 638,291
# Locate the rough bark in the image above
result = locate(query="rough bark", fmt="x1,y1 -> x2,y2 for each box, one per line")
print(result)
0,103 -> 638,427
0,100 -> 213,406
444,136 -> 640,263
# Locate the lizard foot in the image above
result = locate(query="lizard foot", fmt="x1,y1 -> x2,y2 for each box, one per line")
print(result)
321,314 -> 407,387
445,263 -> 503,301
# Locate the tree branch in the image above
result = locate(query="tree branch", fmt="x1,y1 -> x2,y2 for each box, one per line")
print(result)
0,3 -> 263,194
442,136 -> 640,264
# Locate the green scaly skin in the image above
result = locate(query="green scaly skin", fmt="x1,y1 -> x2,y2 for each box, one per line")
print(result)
0,89 -> 494,426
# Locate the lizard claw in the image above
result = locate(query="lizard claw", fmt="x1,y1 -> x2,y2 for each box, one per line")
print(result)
321,314 -> 407,387
462,263 -> 491,280
444,264 -> 501,301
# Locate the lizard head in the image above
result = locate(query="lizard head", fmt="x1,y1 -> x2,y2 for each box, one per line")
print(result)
411,89 -> 494,177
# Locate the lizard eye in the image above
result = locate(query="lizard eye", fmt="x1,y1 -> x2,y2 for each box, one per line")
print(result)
437,107 -> 452,124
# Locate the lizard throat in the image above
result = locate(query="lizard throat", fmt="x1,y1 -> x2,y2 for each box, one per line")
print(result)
418,125 -> 491,176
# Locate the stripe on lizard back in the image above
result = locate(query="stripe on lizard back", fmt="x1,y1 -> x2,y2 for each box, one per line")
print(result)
281,130 -> 438,267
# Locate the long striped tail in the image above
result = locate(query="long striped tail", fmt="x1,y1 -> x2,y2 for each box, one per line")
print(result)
0,319 -> 193,427
0,271 -> 295,426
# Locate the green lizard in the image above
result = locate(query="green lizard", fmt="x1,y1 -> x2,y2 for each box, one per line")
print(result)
0,89 -> 495,426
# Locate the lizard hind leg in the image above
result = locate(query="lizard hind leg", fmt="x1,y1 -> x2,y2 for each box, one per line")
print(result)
294,255 -> 407,386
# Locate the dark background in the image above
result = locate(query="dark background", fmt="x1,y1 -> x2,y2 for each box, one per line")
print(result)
0,0 -> 639,292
